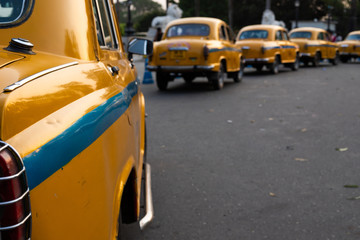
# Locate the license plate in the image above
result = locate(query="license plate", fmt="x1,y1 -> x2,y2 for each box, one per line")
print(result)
170,50 -> 186,60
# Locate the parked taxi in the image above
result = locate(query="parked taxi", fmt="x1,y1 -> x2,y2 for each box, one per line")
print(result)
235,25 -> 299,74
0,0 -> 153,239
147,17 -> 244,90
337,30 -> 360,62
289,27 -> 339,66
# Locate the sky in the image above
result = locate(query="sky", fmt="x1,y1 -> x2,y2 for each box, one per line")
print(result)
153,0 -> 166,10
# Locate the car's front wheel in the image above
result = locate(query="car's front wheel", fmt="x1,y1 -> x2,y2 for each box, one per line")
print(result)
156,72 -> 169,91
330,52 -> 339,65
312,52 -> 321,67
290,54 -> 300,71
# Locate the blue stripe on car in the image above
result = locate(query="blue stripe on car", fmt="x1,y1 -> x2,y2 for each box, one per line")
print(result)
23,80 -> 139,190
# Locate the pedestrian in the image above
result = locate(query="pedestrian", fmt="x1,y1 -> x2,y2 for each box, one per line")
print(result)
154,27 -> 163,41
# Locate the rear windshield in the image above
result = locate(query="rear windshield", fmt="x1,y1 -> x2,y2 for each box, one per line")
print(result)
0,0 -> 33,27
166,24 -> 210,37
239,30 -> 268,40
346,34 -> 360,41
290,31 -> 312,39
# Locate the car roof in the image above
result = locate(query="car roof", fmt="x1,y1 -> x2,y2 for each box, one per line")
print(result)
240,24 -> 286,32
290,27 -> 325,33
167,17 -> 226,27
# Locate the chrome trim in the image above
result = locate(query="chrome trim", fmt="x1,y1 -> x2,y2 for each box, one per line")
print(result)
245,58 -> 269,62
242,46 -> 250,50
0,188 -> 29,206
340,44 -> 349,48
148,65 -> 214,71
4,62 -> 78,92
300,53 -> 311,57
0,166 -> 25,181
139,163 -> 154,230
0,213 -> 31,231
169,47 -> 189,51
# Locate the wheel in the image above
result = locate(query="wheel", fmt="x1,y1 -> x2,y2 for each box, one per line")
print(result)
312,52 -> 320,67
233,58 -> 244,83
340,56 -> 349,63
208,62 -> 225,90
183,74 -> 195,84
290,54 -> 300,71
270,56 -> 280,74
330,52 -> 339,65
156,72 -> 169,91
255,65 -> 263,72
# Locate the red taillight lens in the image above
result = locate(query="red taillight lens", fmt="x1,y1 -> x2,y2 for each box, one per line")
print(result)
203,45 -> 209,61
0,142 -> 31,240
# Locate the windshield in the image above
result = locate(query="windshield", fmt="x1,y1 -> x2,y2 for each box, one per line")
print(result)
290,31 -> 312,39
239,30 -> 268,40
166,24 -> 210,37
346,34 -> 360,41
0,0 -> 33,26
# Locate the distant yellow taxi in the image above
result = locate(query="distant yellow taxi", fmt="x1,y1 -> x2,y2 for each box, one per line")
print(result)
148,17 -> 244,90
0,0 -> 153,239
289,27 -> 339,66
337,30 -> 360,63
235,25 -> 299,74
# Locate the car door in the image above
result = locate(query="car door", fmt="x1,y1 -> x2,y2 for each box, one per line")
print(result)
317,31 -> 329,59
275,30 -> 287,62
282,30 -> 296,62
219,24 -> 234,71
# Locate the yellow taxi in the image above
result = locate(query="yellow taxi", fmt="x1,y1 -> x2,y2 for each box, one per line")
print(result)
337,30 -> 360,63
235,25 -> 300,74
147,17 -> 244,90
289,27 -> 339,66
0,0 -> 153,239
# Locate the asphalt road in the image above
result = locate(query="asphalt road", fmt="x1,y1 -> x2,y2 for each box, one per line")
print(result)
133,60 -> 360,240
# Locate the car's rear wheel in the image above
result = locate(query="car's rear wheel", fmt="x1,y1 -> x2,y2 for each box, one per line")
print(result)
156,72 -> 169,91
233,58 -> 244,83
312,52 -> 320,67
183,74 -> 195,84
209,62 -> 225,90
330,52 -> 339,65
255,65 -> 263,72
270,55 -> 280,74
290,54 -> 300,71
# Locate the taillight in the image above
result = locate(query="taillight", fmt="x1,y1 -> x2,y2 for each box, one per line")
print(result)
261,46 -> 265,54
203,45 -> 209,61
353,45 -> 357,50
0,141 -> 31,240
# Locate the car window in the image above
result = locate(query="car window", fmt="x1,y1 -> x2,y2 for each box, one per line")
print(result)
219,25 -> 227,40
275,30 -> 283,40
239,30 -> 268,40
347,34 -> 360,40
92,0 -> 118,49
282,31 -> 289,41
166,24 -> 210,37
0,0 -> 33,27
290,31 -> 312,39
226,26 -> 234,41
317,32 -> 325,40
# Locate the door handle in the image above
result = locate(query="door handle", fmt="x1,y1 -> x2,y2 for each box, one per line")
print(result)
108,65 -> 120,76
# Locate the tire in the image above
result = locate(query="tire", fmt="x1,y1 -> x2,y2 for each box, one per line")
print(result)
156,72 -> 168,91
270,55 -> 280,74
290,54 -> 300,71
208,62 -> 225,90
255,65 -> 263,72
330,52 -> 339,65
233,58 -> 244,83
183,74 -> 195,84
312,52 -> 320,67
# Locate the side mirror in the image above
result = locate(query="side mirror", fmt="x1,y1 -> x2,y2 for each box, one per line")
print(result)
127,38 -> 153,57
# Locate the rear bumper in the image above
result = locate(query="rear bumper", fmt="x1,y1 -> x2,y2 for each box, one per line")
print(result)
147,65 -> 214,72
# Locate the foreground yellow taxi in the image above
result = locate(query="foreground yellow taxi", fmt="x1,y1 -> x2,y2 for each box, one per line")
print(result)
235,25 -> 299,74
337,30 -> 360,63
148,17 -> 244,90
289,27 -> 339,66
0,0 -> 153,239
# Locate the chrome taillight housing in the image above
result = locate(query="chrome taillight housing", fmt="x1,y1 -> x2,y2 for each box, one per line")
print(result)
203,45 -> 209,61
0,141 -> 31,240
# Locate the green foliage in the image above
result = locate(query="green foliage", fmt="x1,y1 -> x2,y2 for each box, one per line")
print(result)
134,9 -> 166,32
178,0 -> 360,36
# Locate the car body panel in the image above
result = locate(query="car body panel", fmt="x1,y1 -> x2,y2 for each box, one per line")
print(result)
337,30 -> 360,62
148,17 -> 241,76
0,0 -> 149,239
289,27 -> 339,61
235,25 -> 298,68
